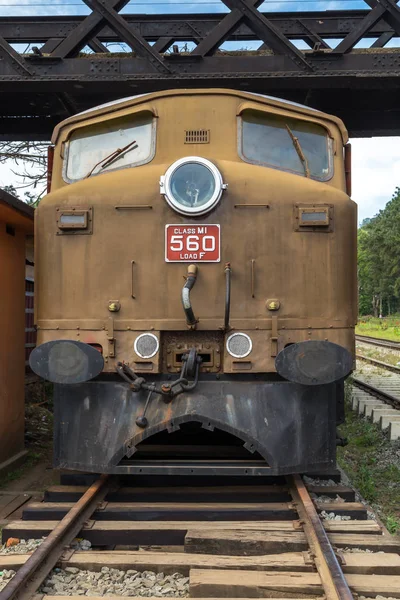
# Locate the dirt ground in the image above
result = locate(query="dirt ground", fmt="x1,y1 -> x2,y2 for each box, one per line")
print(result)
0,447 -> 59,493
0,381 -> 59,493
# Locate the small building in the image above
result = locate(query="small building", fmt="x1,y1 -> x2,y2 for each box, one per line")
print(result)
0,189 -> 34,474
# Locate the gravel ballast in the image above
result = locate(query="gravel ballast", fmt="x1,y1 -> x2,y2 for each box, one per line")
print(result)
0,539 -> 44,555
0,570 -> 16,592
0,538 -> 92,555
39,568 -> 189,597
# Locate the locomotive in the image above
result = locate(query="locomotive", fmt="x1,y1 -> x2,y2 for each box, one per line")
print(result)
30,89 -> 357,475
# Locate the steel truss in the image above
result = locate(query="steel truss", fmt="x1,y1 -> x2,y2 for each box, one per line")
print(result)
1,0 -> 400,139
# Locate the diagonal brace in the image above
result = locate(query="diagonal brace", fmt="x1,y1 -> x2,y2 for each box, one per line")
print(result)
334,0 -> 399,54
0,36 -> 32,76
365,0 -> 400,35
297,19 -> 330,50
192,0 -> 263,57
221,0 -> 313,71
51,0 -> 129,58
83,0 -> 171,73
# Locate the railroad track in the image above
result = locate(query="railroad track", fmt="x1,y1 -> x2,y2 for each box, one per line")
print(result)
353,336 -> 400,439
355,334 -> 400,351
351,354 -> 400,439
1,471 -> 400,600
356,352 -> 400,374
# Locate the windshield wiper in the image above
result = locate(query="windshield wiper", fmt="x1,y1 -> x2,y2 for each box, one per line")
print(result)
85,139 -> 138,178
285,125 -> 310,178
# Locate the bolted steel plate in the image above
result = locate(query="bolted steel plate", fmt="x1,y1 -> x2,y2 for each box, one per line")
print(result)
29,340 -> 104,384
275,340 -> 353,386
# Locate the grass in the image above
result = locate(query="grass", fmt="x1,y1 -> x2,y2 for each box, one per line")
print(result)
356,316 -> 400,342
337,383 -> 400,535
387,515 -> 400,534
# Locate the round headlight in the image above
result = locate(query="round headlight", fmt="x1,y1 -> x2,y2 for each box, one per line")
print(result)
134,333 -> 159,359
160,157 -> 226,216
226,333 -> 252,359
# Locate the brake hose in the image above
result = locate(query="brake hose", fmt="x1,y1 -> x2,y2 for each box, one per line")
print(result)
182,264 -> 198,328
224,262 -> 231,330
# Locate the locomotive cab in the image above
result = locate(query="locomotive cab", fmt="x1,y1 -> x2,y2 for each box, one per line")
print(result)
31,89 -> 357,475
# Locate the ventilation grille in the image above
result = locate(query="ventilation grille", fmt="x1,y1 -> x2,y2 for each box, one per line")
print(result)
185,129 -> 210,144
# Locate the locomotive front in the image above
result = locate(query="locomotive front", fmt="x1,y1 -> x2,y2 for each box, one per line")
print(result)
31,89 -> 357,475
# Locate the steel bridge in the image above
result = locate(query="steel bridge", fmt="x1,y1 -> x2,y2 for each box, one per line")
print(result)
1,0 -> 400,140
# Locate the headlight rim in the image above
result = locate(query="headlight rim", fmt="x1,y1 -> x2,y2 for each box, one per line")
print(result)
161,156 -> 225,217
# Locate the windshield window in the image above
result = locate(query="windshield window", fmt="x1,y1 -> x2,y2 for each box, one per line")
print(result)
239,110 -> 332,180
64,112 -> 155,182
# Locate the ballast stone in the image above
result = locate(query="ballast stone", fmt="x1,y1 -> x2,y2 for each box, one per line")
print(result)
0,538 -> 44,554
39,568 -> 189,596
320,510 -> 351,521
0,570 -> 16,592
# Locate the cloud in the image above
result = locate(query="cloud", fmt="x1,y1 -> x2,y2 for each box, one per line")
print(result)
351,137 -> 400,224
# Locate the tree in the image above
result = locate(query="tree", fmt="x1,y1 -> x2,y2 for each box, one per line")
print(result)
358,187 -> 400,316
0,141 -> 49,205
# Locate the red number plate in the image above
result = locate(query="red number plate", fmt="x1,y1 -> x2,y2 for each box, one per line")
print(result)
165,224 -> 220,262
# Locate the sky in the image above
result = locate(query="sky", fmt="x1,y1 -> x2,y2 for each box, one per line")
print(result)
0,0 -> 399,223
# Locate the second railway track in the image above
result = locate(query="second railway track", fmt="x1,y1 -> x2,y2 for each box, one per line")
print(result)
355,334 -> 400,351
353,335 -> 400,440
1,471 -> 400,600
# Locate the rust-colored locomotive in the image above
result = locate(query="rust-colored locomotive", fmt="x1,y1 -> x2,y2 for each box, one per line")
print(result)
30,89 -> 357,475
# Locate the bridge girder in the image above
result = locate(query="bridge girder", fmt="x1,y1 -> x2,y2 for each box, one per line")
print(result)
1,0 -> 400,139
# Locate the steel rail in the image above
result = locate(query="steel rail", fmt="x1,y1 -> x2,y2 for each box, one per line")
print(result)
0,474 -> 110,600
287,474 -> 353,600
355,334 -> 400,351
352,377 -> 400,410
356,353 -> 400,374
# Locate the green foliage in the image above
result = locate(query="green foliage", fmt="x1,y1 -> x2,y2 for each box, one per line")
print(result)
338,388 -> 400,535
386,515 -> 400,534
358,187 -> 400,316
356,316 -> 400,342
356,460 -> 377,501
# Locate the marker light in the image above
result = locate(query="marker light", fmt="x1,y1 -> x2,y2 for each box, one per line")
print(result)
226,333 -> 252,359
134,333 -> 159,359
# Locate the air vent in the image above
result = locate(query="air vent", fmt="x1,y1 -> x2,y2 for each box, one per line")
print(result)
185,129 -> 210,144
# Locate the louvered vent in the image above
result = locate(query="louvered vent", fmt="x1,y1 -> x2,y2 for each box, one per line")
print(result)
184,129 -> 210,144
